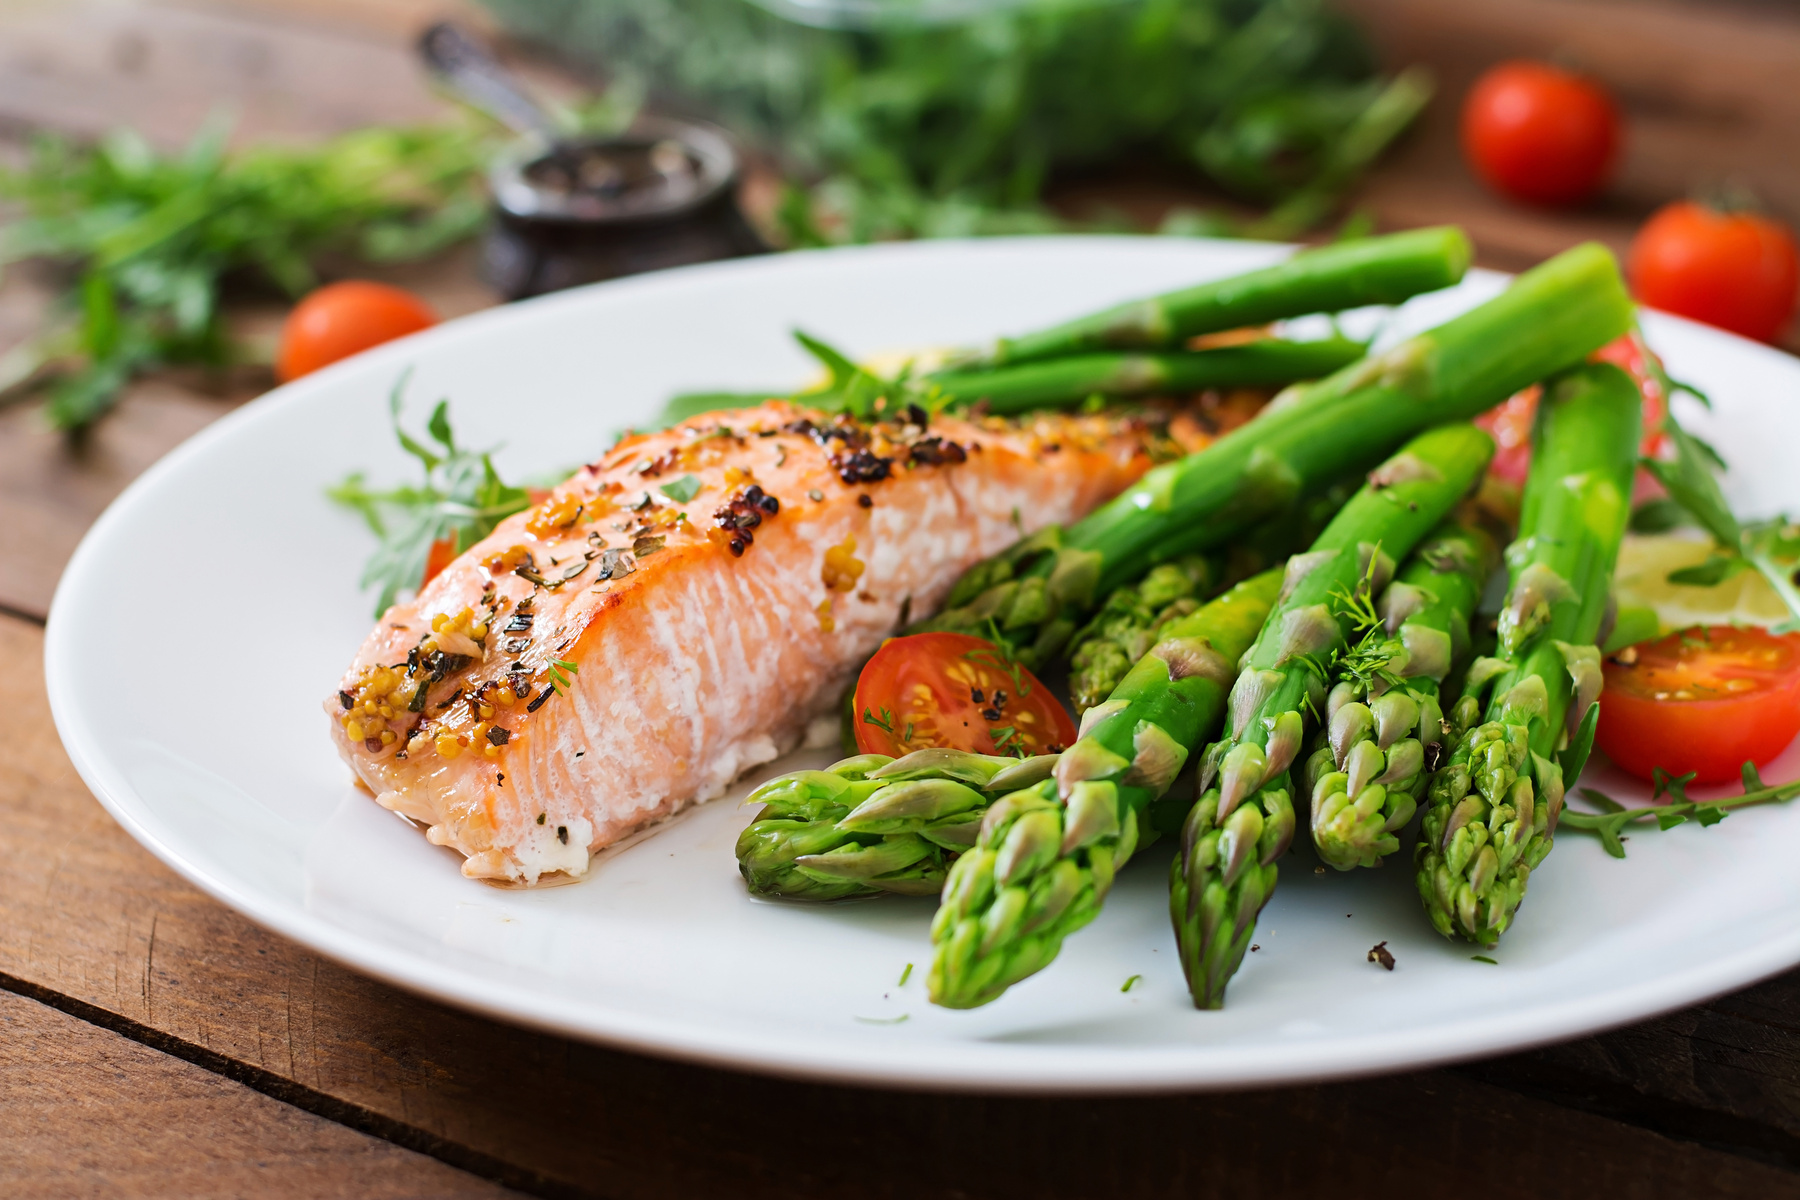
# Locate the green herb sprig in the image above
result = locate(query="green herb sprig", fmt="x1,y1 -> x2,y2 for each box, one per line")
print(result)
327,371 -> 532,615
0,117 -> 493,429
1328,549 -> 1399,694
1564,762 -> 1800,858
1632,359 -> 1800,632
548,658 -> 580,695
653,329 -> 943,431
489,0 -> 1424,245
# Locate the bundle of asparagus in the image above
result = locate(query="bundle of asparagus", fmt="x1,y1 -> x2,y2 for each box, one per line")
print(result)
916,241 -> 1635,668
1169,424 -> 1495,1010
1304,519 -> 1499,871
727,238 -> 1661,1019
666,228 -> 1471,425
922,427 -> 1492,1009
1415,363 -> 1641,946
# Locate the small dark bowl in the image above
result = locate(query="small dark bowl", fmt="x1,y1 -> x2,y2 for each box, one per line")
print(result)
480,118 -> 768,300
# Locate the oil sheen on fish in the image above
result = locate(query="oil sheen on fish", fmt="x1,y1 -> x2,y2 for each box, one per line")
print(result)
327,400 -> 1220,884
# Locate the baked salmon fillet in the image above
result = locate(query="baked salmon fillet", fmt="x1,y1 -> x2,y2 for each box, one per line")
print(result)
327,399 -> 1215,884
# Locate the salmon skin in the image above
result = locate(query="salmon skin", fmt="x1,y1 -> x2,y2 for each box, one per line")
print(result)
327,399 -> 1213,885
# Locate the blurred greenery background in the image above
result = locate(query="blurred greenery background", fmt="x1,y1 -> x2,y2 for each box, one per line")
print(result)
481,0 -> 1428,243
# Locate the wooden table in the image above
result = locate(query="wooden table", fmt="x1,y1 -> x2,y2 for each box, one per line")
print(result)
4,2 -> 1799,1195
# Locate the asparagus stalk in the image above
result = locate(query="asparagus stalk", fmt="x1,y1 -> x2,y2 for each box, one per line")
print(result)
931,337 -> 1366,415
1414,363 -> 1640,946
1066,480 -> 1356,712
1067,556 -> 1220,717
736,751 -> 1059,900
1304,519 -> 1499,871
927,569 -> 1283,1009
947,226 -> 1472,370
916,242 -> 1636,668
1172,423 -> 1496,1010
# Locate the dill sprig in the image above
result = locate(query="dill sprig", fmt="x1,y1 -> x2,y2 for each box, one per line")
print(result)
548,659 -> 580,695
1328,549 -> 1402,694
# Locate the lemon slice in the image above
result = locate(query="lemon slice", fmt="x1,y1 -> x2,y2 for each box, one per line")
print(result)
1612,534 -> 1790,633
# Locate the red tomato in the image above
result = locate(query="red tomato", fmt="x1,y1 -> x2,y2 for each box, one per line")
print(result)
421,534 -> 458,591
276,281 -> 438,382
1591,328 -> 1671,463
1473,384 -> 1539,487
1461,61 -> 1621,206
1627,202 -> 1799,344
853,633 -> 1077,758
1476,331 -> 1671,487
1596,626 -> 1800,783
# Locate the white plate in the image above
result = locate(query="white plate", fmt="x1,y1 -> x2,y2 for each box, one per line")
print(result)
45,237 -> 1800,1093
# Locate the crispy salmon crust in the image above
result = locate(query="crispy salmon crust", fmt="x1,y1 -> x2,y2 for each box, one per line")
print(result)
327,400 -> 1202,884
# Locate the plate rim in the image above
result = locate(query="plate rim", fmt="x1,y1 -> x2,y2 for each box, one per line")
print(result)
42,234 -> 1800,1093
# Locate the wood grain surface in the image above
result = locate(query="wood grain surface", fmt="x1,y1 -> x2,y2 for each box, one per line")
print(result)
0,989 -> 520,1198
3,0 -> 1800,1195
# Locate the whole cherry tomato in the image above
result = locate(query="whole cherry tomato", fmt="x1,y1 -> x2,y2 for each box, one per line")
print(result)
852,633 -> 1076,758
276,281 -> 438,382
1596,625 -> 1800,783
1627,202 -> 1799,343
1461,61 -> 1621,207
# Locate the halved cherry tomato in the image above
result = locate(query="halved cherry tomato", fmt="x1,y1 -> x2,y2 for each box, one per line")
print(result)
1627,201 -> 1799,344
1461,60 -> 1620,207
853,633 -> 1076,758
1473,384 -> 1539,487
1476,330 -> 1670,488
1596,625 -> 1800,783
276,281 -> 438,382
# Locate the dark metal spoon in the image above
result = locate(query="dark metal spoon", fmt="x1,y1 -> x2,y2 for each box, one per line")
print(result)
417,21 -> 571,153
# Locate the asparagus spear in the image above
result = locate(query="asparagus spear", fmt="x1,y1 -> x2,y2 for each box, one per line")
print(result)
916,242 -> 1636,668
931,336 -> 1366,415
736,751 -> 1059,900
927,568 -> 1283,1009
947,226 -> 1472,370
1172,423 -> 1496,1010
1414,363 -> 1641,946
1067,557 -> 1219,717
1304,519 -> 1499,871
1066,480 -> 1356,712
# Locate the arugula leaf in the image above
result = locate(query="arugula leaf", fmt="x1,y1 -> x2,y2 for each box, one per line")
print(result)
1628,497 -> 1691,534
1563,764 -> 1800,858
1558,701 -> 1600,786
1640,425 -> 1741,549
1666,555 -> 1749,587
1638,369 -> 1800,632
